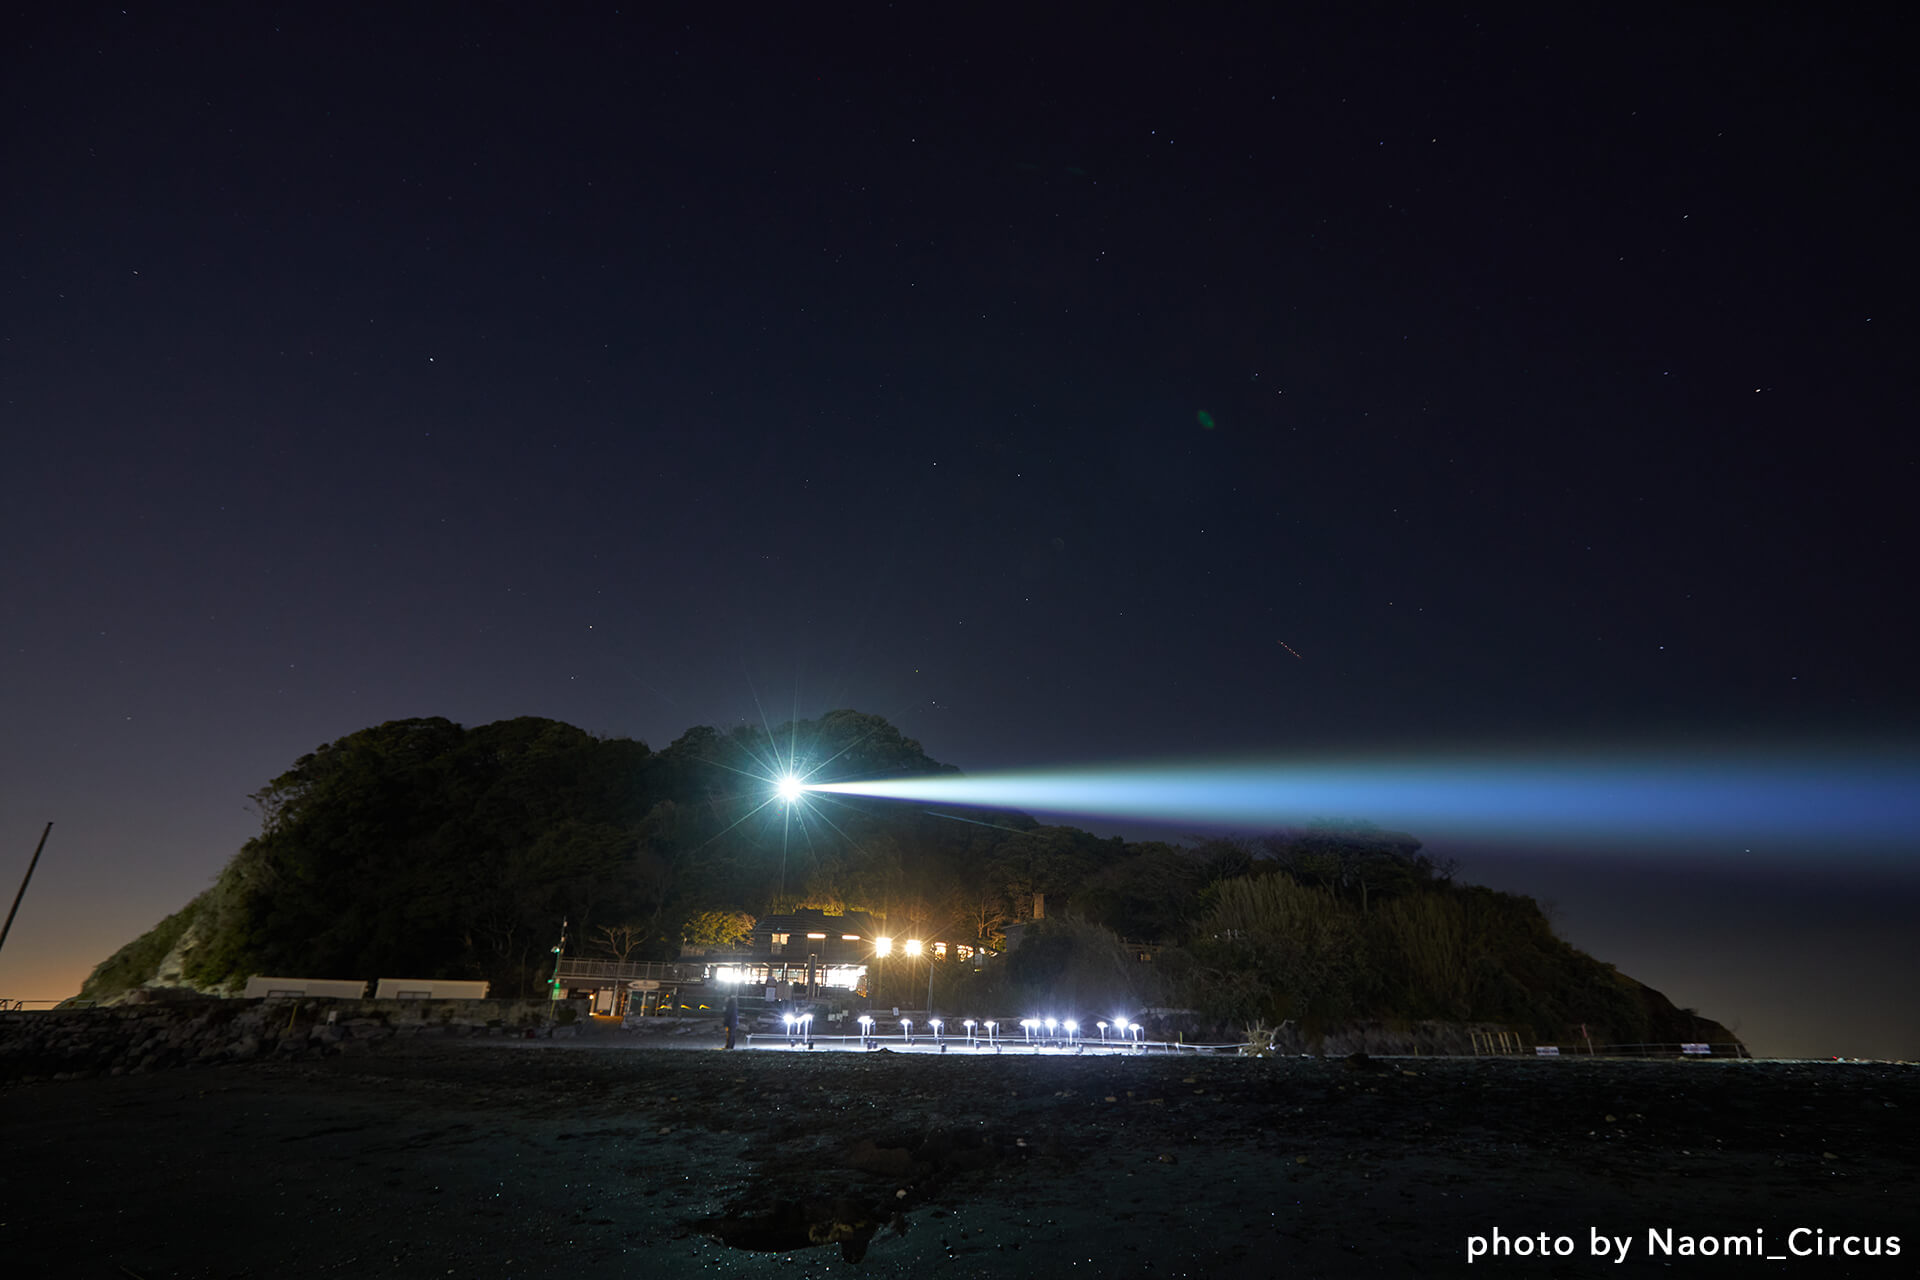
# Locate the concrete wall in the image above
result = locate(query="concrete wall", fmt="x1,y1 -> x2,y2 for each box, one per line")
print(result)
242,977 -> 369,999
372,978 -> 491,1000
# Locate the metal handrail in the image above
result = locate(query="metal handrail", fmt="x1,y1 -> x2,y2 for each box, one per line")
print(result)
555,958 -> 712,983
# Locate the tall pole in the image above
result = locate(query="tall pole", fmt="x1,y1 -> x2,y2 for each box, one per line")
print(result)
0,823 -> 53,959
548,916 -> 568,1000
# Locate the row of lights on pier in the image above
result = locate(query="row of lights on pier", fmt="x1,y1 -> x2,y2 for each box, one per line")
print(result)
832,1014 -> 1143,1050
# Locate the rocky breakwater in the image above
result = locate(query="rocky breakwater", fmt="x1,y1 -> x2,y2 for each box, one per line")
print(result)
0,994 -> 591,1084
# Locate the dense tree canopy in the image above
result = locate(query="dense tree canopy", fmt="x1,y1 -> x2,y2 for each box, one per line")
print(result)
91,711 -> 1053,997
183,717 -> 664,995
80,712 -> 1738,1047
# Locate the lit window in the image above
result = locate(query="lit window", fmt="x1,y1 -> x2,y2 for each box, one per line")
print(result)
771,933 -> 789,946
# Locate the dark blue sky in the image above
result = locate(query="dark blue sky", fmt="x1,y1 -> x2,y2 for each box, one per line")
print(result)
4,4 -> 1915,1056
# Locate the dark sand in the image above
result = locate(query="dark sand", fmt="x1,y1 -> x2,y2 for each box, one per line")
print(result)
2,1034 -> 1912,1278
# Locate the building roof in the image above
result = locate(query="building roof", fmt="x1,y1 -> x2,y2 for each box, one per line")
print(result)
755,908 -> 880,936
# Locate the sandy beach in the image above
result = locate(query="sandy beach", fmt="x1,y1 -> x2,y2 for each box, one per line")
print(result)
1,1027 -> 1912,1278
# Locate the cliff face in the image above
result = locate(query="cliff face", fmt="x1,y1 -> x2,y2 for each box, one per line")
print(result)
1627,975 -> 1742,1050
142,916 -> 221,996
78,895 -> 220,1004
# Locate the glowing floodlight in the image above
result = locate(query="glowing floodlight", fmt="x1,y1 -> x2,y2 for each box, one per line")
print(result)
776,775 -> 804,803
874,936 -> 893,957
904,939 -> 924,957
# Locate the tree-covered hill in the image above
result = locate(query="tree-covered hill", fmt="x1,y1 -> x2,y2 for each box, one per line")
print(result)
81,713 -> 1741,1050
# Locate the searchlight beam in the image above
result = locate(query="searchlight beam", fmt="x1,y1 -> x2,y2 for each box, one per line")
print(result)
799,754 -> 1920,854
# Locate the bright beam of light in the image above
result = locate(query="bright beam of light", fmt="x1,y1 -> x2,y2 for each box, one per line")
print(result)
777,775 -> 804,803
801,752 -> 1920,855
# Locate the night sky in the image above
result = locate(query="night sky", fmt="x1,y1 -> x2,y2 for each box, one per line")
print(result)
4,6 -> 1915,1057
